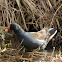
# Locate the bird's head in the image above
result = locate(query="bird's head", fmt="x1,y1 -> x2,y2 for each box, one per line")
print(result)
5,23 -> 24,33
5,23 -> 20,31
5,25 -> 10,31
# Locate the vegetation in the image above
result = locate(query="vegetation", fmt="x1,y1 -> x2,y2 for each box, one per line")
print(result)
0,0 -> 62,62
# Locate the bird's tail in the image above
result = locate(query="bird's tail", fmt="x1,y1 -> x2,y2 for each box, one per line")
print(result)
48,28 -> 57,41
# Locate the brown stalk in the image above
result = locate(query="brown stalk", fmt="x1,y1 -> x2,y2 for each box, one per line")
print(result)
17,39 -> 24,50
50,4 -> 62,27
16,0 -> 28,31
40,0 -> 49,12
46,0 -> 53,9
5,0 -> 10,26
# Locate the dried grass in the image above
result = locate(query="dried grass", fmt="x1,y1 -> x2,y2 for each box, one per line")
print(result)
0,0 -> 62,62
0,0 -> 61,31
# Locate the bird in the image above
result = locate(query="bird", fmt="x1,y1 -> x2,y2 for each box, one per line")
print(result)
5,23 -> 57,50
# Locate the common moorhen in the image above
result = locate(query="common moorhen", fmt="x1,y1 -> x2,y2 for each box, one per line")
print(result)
5,23 -> 57,50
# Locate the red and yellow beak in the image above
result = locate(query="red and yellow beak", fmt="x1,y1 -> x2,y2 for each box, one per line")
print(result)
5,25 -> 10,31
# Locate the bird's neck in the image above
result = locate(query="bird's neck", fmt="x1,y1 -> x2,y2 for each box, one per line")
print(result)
14,27 -> 25,35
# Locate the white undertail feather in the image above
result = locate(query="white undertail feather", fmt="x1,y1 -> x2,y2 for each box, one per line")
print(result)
48,28 -> 57,41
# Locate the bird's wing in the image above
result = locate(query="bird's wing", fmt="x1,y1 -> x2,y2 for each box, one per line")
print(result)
28,32 -> 40,38
27,31 -> 47,40
26,27 -> 53,40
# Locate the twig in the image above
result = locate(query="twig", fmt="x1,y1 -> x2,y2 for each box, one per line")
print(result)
5,0 -> 10,26
40,0 -> 49,12
47,0 -> 53,9
18,46 -> 24,53
50,4 -> 62,27
16,0 -> 28,31
50,47 -> 55,61
32,46 -> 40,52
17,39 -> 24,50
56,19 -> 61,30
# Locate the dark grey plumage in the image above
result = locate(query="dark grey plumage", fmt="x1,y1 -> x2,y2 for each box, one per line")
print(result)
9,23 -> 57,50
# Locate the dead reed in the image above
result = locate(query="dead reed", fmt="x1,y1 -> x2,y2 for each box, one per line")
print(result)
0,0 -> 62,62
0,0 -> 61,31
